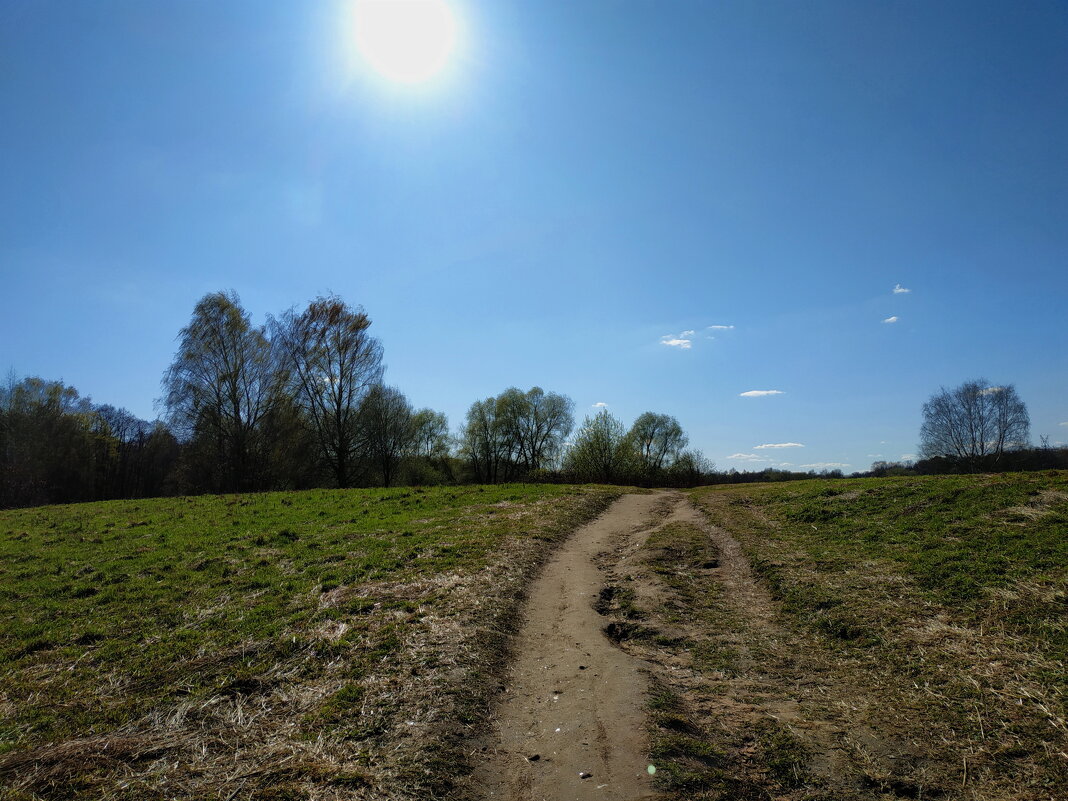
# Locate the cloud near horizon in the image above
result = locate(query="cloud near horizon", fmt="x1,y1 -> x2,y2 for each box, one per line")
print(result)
754,442 -> 804,449
727,453 -> 769,461
739,390 -> 784,397
800,462 -> 850,469
882,316 -> 899,323
893,284 -> 911,294
592,402 -> 608,408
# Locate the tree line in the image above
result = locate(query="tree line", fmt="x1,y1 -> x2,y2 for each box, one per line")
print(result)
2,295 -> 1058,509
0,291 -> 717,508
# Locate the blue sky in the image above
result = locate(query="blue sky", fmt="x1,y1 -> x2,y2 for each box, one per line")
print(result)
2,0 -> 1066,472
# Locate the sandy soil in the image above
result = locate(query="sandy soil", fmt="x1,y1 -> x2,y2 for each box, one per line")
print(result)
474,492 -> 669,801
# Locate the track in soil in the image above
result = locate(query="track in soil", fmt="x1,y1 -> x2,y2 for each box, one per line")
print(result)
474,492 -> 670,801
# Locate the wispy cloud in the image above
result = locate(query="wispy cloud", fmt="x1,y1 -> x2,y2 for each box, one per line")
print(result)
893,284 -> 911,294
800,462 -> 850,469
727,453 -> 769,462
592,402 -> 608,408
661,324 -> 735,348
739,390 -> 784,397
1060,422 -> 1068,427
899,454 -> 917,462
979,386 -> 1004,395
659,332 -> 693,349
754,442 -> 803,449
882,316 -> 899,324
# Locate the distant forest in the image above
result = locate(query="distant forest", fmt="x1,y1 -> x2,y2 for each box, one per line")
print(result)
2,292 -> 1064,509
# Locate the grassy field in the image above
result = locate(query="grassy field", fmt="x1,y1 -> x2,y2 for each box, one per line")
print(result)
686,472 -> 1068,800
3,473 -> 1064,800
0,484 -> 620,800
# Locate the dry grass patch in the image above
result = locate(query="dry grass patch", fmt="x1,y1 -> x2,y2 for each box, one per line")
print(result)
0,484 -> 621,800
690,473 -> 1068,800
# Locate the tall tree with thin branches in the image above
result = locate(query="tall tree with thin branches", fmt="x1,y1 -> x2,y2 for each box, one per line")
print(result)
357,384 -> 415,487
162,291 -> 280,491
919,379 -> 1030,469
273,296 -> 384,488
627,411 -> 687,478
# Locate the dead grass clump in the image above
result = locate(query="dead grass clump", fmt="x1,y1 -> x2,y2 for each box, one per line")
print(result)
996,489 -> 1068,523
0,488 -> 618,801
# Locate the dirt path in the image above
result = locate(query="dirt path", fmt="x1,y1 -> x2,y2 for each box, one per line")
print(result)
475,492 -> 668,801
476,489 -> 948,800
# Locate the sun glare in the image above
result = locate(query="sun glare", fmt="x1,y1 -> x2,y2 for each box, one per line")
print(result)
352,0 -> 458,84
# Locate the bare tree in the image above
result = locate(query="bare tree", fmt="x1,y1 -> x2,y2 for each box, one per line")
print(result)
919,379 -> 1030,469
162,292 -> 280,491
273,296 -> 384,488
516,387 -> 574,471
411,408 -> 450,460
460,397 -> 509,483
357,384 -> 414,487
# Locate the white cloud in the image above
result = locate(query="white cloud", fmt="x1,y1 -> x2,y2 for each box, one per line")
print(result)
979,386 -> 1004,395
727,453 -> 769,462
660,333 -> 692,349
661,325 -> 733,348
893,284 -> 911,294
867,454 -> 883,458
739,390 -> 784,397
592,402 -> 608,408
800,462 -> 851,469
1060,422 -> 1068,427
754,442 -> 804,449
882,316 -> 899,324
899,454 -> 917,462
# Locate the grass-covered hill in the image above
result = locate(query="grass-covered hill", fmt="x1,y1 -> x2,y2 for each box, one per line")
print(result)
0,484 -> 620,800
688,472 -> 1067,800
2,472 -> 1064,801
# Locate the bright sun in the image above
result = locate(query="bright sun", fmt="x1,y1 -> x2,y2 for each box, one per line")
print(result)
352,0 -> 458,84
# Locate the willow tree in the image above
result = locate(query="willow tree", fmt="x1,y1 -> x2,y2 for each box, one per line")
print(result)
496,386 -> 574,473
460,397 -> 508,483
273,296 -> 383,488
627,411 -> 687,478
162,291 -> 280,491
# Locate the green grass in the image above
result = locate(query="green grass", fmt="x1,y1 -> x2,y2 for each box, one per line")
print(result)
695,473 -> 1068,659
690,472 -> 1068,801
636,519 -> 817,800
0,483 -> 620,800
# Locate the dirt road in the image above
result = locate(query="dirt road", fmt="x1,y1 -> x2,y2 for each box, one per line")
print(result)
475,492 -> 668,801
